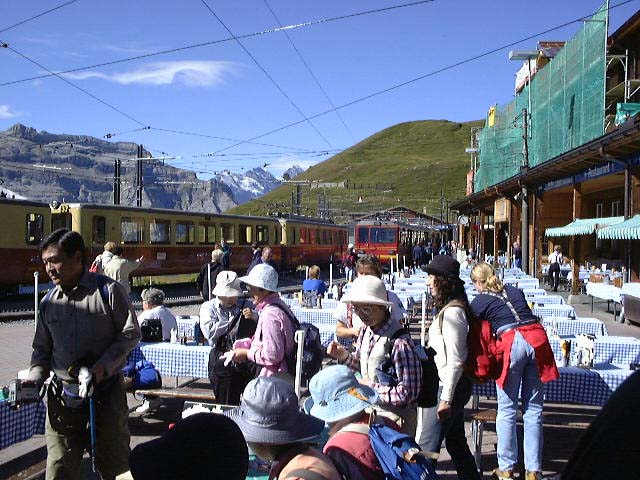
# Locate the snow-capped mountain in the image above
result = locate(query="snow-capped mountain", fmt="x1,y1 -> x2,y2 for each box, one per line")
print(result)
283,164 -> 305,180
214,167 -> 281,204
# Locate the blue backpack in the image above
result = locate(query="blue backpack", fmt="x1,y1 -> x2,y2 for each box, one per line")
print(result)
369,423 -> 439,480
123,360 -> 162,390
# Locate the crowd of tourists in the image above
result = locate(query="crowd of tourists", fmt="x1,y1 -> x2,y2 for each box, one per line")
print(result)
18,228 -> 639,479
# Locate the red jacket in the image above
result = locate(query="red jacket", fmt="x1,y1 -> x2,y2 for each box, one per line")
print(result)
496,322 -> 559,389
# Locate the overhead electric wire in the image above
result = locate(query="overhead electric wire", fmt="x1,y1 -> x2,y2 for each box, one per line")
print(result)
0,0 -> 79,35
199,0 -> 335,150
262,0 -> 356,143
211,0 -> 639,154
0,0 -> 435,88
0,41 -> 148,127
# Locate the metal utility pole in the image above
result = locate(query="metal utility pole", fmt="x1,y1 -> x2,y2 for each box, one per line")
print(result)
291,190 -> 295,215
136,145 -> 144,207
113,158 -> 121,205
440,190 -> 444,227
295,184 -> 302,215
521,108 -> 529,274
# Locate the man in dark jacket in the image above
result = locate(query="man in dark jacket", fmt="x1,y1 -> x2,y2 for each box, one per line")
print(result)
246,242 -> 262,275
197,249 -> 224,300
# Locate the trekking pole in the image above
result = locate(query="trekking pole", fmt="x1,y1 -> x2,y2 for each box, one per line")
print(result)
89,396 -> 97,473
294,329 -> 306,400
33,272 -> 39,332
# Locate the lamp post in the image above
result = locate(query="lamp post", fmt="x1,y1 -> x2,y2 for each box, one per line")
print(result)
509,50 -> 538,274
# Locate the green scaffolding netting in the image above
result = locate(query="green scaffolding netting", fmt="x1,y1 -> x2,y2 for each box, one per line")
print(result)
474,2 -> 607,192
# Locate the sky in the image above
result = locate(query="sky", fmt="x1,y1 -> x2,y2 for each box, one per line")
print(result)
1,0 -> 639,178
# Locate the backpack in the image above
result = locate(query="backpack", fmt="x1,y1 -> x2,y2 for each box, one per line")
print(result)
123,359 -> 162,391
269,303 -> 324,383
376,327 -> 439,408
340,422 -> 439,480
140,318 -> 163,342
343,252 -> 355,268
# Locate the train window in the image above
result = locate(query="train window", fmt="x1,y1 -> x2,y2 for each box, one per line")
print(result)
299,227 -> 307,244
150,220 -> 171,244
256,225 -> 269,243
275,226 -> 281,244
92,216 -> 106,245
221,223 -> 235,243
239,225 -> 252,245
357,227 -> 369,244
121,217 -> 144,244
321,230 -> 328,245
370,228 -> 397,244
176,222 -> 194,244
52,213 -> 72,231
26,213 -> 44,245
198,223 -> 216,244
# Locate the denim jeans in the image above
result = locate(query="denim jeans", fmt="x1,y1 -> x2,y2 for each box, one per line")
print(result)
497,331 -> 544,472
417,377 -> 481,480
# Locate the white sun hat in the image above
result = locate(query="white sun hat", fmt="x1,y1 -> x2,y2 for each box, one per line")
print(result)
348,243 -> 354,249
212,271 -> 243,297
340,275 -> 392,307
238,264 -> 279,292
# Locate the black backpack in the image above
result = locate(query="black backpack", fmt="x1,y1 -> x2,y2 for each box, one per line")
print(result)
140,318 -> 163,342
269,303 -> 324,383
208,300 -> 258,404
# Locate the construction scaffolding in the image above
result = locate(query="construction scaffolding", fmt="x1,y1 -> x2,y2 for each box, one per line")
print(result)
474,1 -> 608,192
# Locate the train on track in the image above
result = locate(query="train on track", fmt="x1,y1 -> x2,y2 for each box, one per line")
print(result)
354,219 -> 450,264
0,198 -> 350,293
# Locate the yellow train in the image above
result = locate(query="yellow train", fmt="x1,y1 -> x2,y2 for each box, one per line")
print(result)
0,199 -> 349,291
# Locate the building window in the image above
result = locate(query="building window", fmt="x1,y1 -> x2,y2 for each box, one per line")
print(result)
26,213 -> 44,245
176,222 -> 194,244
92,216 -> 106,245
199,223 -> 216,244
596,202 -> 604,218
121,217 -> 144,244
150,220 -> 171,244
221,223 -> 235,243
611,201 -> 621,217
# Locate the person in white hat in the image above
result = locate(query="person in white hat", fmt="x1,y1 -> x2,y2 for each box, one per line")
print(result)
199,271 -> 254,346
200,270 -> 258,405
326,275 -> 422,437
226,264 -> 298,380
342,243 -> 358,283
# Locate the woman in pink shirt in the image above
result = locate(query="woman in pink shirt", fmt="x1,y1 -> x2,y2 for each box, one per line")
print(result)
228,264 -> 297,380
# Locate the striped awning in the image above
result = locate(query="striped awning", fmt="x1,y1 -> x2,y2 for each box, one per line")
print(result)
545,217 -> 624,237
597,214 -> 640,239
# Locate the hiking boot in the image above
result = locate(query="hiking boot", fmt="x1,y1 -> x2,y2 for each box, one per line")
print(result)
492,469 -> 514,479
525,472 -> 543,480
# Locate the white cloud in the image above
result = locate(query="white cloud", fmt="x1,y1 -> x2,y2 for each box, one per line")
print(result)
0,105 -> 21,119
64,60 -> 238,87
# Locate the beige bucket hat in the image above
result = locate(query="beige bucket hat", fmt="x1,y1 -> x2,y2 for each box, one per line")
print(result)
212,271 -> 243,297
340,275 -> 392,307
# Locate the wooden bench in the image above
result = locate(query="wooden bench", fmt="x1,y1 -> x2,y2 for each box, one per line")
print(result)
468,408 -> 591,469
134,387 -> 216,402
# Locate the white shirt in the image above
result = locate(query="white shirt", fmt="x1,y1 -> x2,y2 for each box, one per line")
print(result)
549,251 -> 563,265
199,298 -> 254,346
137,305 -> 177,341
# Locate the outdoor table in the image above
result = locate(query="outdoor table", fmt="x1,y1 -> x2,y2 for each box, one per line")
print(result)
542,317 -> 608,336
289,308 -> 352,348
548,335 -> 640,365
528,295 -> 564,305
533,304 -> 576,318
176,316 -> 199,338
472,363 -> 633,406
586,283 -> 622,316
0,400 -> 46,450
129,342 -> 211,379
522,288 -> 547,297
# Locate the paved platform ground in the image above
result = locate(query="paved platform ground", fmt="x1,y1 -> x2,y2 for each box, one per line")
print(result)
1,284 -> 637,479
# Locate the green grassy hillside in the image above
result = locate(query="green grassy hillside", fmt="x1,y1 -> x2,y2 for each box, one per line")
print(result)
229,119 -> 483,222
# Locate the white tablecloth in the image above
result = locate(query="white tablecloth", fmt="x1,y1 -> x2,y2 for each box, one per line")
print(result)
586,283 -> 622,303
